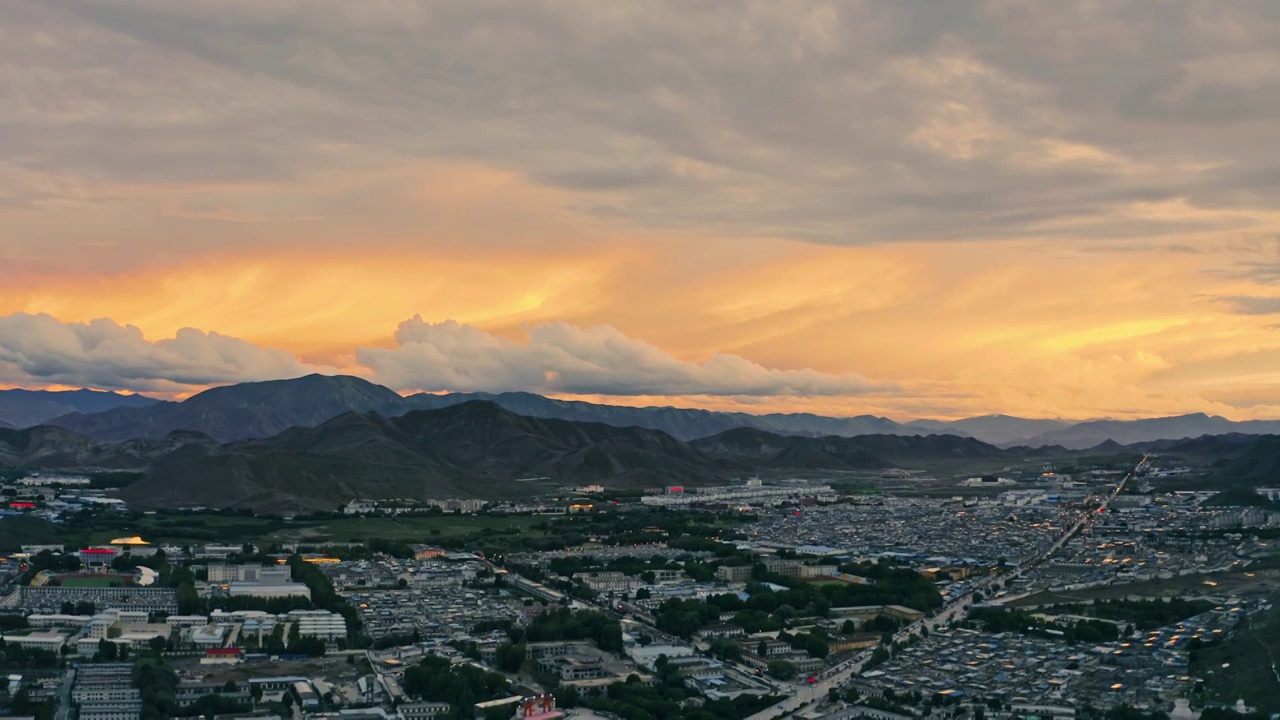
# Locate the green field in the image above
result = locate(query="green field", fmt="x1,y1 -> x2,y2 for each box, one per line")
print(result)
0,509 -> 557,550
263,514 -> 548,543
60,575 -> 126,588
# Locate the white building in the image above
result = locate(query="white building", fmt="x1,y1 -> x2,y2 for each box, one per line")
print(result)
2,631 -> 67,652
285,610 -> 347,641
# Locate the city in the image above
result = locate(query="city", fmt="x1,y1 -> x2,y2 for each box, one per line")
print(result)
6,2 -> 1280,719
2,451 -> 1278,719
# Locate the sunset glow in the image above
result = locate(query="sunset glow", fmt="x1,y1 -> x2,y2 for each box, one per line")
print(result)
5,2 -> 1280,421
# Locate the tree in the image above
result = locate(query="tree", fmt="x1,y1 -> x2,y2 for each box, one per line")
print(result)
841,619 -> 857,634
766,660 -> 797,681
757,639 -> 769,658
494,642 -> 526,673
635,587 -> 651,600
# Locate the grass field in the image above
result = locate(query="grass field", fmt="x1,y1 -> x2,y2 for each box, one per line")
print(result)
6,510 -> 560,548
60,575 -> 126,588
266,514 -> 549,543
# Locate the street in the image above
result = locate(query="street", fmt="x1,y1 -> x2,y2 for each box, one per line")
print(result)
745,455 -> 1147,720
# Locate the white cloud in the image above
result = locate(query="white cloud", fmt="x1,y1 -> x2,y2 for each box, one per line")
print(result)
356,316 -> 883,396
0,313 -> 321,391
0,312 -> 885,399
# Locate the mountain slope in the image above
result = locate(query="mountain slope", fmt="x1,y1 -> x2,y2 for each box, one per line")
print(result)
690,427 -> 1005,470
0,389 -> 157,429
51,374 -> 404,442
0,425 -> 212,470
1210,435 -> 1280,490
121,401 -> 729,512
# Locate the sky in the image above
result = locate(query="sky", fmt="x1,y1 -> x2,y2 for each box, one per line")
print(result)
4,1 -> 1280,420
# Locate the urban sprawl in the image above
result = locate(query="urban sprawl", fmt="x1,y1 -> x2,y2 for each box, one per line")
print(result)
1,458 -> 1278,720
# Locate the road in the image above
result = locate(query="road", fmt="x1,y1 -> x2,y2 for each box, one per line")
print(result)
53,666 -> 75,720
745,456 -> 1148,720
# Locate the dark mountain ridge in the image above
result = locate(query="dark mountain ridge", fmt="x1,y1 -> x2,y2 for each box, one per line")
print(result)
0,388 -> 158,429
24,374 -> 1280,448
10,402 -> 1280,512
51,374 -> 404,442
690,427 -> 1005,470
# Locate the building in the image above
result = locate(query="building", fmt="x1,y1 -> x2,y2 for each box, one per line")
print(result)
21,586 -> 178,614
108,536 -> 157,557
73,687 -> 141,704
1,630 -> 67,652
577,571 -> 636,593
694,625 -> 745,641
716,565 -> 753,583
401,702 -> 452,719
285,609 -> 347,640
79,546 -> 118,569
208,563 -> 291,583
193,544 -> 243,560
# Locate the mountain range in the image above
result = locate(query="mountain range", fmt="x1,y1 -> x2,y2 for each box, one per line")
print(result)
8,374 -> 1280,448
0,389 -> 158,430
1,400 -> 1010,512
4,395 -> 1278,512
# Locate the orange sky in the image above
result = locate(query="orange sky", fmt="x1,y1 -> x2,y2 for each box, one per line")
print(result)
5,3 -> 1280,420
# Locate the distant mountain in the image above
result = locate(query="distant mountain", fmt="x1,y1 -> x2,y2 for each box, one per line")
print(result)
33,374 -> 1280,449
1016,413 -> 1280,450
51,374 -> 404,442
121,401 -> 727,512
690,427 -> 1005,470
939,415 -> 1073,445
404,391 -> 916,441
41,376 -> 975,443
0,388 -> 158,429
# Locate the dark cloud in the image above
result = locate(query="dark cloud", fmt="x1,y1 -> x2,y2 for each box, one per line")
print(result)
5,0 -> 1280,246
1220,296 -> 1280,315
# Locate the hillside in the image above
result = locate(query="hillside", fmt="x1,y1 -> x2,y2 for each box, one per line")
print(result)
1211,435 -> 1280,490
690,427 -> 1005,470
120,401 -> 729,512
0,388 -> 157,429
0,425 -> 212,470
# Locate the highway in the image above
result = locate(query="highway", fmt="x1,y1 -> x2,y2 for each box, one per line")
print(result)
745,455 -> 1148,720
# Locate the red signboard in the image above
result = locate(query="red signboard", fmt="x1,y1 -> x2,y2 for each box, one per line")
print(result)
9,502 -> 36,509
80,548 -> 116,555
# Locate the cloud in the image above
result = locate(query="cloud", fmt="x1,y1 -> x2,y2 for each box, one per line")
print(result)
6,0 -> 1280,270
358,317 -> 884,397
0,313 -> 321,391
1220,295 -> 1280,315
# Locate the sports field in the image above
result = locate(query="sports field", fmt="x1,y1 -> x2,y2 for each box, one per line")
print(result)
59,575 -> 127,588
